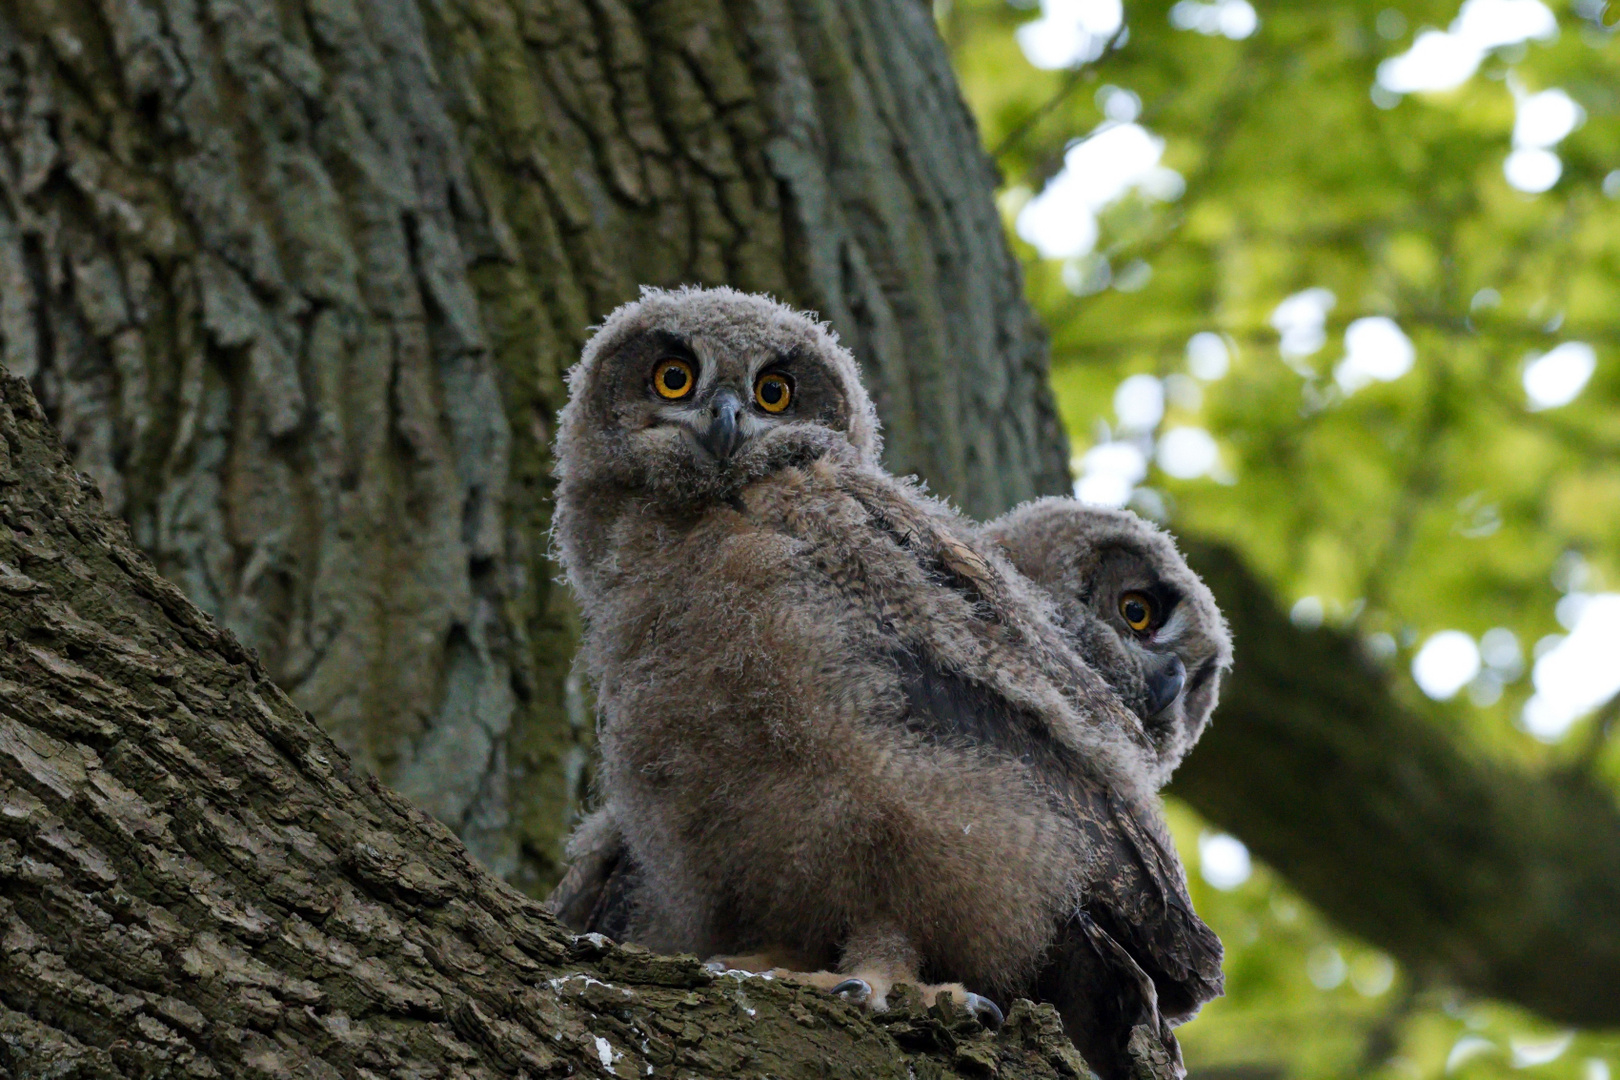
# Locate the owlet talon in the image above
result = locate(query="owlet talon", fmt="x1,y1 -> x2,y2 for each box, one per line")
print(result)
963,992 -> 1005,1030
830,978 -> 872,1003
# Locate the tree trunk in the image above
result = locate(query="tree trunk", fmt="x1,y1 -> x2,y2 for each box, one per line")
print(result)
0,0 -> 1068,896
0,369 -> 1099,1077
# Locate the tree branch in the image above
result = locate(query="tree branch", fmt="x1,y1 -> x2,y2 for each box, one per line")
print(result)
1174,542 -> 1620,1027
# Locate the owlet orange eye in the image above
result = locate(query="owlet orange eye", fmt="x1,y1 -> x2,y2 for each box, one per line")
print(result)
755,373 -> 792,413
653,358 -> 695,400
1120,592 -> 1155,633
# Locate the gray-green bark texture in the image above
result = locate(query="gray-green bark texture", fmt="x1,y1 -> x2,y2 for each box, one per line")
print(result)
0,368 -> 1098,1077
0,0 -> 1068,896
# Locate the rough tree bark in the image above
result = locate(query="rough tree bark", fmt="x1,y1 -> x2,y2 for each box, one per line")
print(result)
0,0 -> 1067,896
0,371 -> 1098,1076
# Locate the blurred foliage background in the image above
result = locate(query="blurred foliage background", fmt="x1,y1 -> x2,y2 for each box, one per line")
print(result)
940,0 -> 1620,1075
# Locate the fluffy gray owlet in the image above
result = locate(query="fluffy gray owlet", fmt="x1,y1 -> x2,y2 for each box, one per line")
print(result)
551,287 -> 1222,1079
980,499 -> 1232,789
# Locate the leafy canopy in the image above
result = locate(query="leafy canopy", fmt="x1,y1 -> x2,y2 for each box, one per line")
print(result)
945,0 -> 1620,1075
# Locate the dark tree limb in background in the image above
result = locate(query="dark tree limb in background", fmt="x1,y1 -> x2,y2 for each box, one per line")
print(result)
0,0 -> 1065,893
0,372 -> 1097,1077
1176,544 -> 1620,1029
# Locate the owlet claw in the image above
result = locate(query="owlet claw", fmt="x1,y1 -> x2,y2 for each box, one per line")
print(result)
830,978 -> 872,1002
960,991 -> 1005,1030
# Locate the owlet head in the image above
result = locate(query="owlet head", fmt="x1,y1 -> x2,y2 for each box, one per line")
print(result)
556,287 -> 881,505
985,499 -> 1232,780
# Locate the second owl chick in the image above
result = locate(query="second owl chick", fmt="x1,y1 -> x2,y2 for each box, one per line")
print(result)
981,499 -> 1231,788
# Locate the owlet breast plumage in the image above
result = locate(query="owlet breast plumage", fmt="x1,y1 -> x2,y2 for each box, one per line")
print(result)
551,287 -> 1221,1079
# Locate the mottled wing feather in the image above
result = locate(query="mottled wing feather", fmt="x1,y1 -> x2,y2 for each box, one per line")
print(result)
841,474 -> 1009,613
1066,785 -> 1224,1021
1035,911 -> 1187,1080
890,649 -> 1061,765
890,652 -> 1222,1047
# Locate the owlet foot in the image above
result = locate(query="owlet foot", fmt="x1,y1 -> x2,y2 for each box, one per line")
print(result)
705,955 -> 1001,1029
814,971 -> 1003,1029
914,982 -> 1004,1029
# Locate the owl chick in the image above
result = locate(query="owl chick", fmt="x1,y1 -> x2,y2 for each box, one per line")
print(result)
552,287 -> 1220,1079
982,499 -> 1232,788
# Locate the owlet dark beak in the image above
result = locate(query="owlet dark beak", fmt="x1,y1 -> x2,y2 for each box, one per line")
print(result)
1144,653 -> 1186,717
698,388 -> 745,462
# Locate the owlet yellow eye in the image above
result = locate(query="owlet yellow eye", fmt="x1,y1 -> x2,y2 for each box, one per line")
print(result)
653,358 -> 695,400
754,373 -> 792,413
1120,592 -> 1155,633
